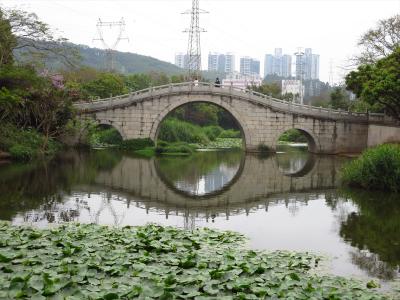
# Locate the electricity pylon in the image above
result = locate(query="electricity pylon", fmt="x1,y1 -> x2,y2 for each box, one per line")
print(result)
183,0 -> 208,81
93,18 -> 129,72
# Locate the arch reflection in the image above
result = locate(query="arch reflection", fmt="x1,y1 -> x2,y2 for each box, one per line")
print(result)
154,150 -> 245,198
275,145 -> 316,177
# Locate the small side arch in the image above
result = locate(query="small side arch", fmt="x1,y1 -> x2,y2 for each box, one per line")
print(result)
275,127 -> 320,153
148,98 -> 252,149
92,119 -> 127,140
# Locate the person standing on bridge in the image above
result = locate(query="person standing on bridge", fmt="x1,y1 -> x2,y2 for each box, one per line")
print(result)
215,77 -> 221,87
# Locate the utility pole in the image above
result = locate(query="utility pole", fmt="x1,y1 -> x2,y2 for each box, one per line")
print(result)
294,48 -> 305,104
183,0 -> 208,81
93,18 -> 129,72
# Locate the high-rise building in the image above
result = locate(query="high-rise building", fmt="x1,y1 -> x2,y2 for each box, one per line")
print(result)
264,54 -> 274,76
225,53 -> 235,73
240,57 -> 260,76
208,52 -> 236,74
281,55 -> 292,78
264,48 -> 292,78
208,52 -> 219,72
175,53 -> 189,69
295,48 -> 319,80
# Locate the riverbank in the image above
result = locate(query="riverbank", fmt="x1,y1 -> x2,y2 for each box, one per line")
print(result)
0,222 -> 391,299
0,124 -> 61,161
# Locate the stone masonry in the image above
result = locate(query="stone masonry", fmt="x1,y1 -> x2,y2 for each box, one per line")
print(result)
74,83 -> 398,154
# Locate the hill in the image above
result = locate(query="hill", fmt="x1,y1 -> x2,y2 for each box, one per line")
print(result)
14,42 -> 184,76
77,45 -> 184,75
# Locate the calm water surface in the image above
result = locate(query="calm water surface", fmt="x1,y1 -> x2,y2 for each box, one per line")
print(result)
0,147 -> 399,286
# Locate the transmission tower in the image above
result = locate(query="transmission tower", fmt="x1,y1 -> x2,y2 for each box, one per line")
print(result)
183,0 -> 208,81
93,18 -> 129,72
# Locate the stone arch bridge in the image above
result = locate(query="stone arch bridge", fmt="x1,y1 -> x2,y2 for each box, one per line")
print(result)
74,82 -> 397,153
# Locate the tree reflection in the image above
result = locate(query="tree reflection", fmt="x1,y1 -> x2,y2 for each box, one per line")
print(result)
0,150 -> 122,221
339,189 -> 400,279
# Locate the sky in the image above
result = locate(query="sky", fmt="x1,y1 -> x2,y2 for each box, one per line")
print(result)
1,0 -> 399,83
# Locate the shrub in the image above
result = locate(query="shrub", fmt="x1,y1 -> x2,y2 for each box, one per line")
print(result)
155,142 -> 196,155
219,129 -> 241,138
158,118 -> 209,144
0,124 -> 60,161
257,144 -> 271,153
203,125 -> 223,141
341,144 -> 400,192
278,129 -> 308,143
89,127 -> 123,147
8,144 -> 34,161
120,138 -> 154,150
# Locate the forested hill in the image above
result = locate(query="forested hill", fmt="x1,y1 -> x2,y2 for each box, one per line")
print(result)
78,45 -> 183,75
15,42 -> 184,75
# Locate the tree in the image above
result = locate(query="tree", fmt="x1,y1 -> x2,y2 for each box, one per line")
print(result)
81,73 -> 128,99
329,87 -> 350,110
356,14 -> 400,64
252,82 -> 281,98
346,47 -> 400,120
0,8 -> 16,65
0,7 -> 79,67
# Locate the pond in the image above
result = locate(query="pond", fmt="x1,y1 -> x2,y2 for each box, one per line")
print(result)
0,147 -> 399,287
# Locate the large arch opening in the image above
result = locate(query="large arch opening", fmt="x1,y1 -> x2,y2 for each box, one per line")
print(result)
154,101 -> 246,154
275,128 -> 318,176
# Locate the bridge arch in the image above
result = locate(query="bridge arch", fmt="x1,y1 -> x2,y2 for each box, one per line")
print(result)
275,127 -> 320,153
92,120 -> 127,140
149,98 -> 252,148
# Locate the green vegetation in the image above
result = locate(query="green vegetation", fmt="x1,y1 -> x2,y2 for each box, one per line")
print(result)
219,129 -> 241,139
341,144 -> 400,192
0,222 -> 389,299
278,129 -> 308,144
257,144 -> 271,153
0,124 -> 60,161
346,47 -> 400,120
338,189 -> 400,279
158,118 -> 210,144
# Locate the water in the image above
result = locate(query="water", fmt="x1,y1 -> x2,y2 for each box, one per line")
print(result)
0,147 -> 399,285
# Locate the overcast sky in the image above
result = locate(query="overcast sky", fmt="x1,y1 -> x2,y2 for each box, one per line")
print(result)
1,0 -> 399,82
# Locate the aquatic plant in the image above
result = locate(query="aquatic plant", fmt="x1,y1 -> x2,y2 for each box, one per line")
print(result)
0,222 -> 388,299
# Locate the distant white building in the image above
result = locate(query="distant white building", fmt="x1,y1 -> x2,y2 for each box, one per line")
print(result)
222,72 -> 262,90
208,52 -> 236,74
174,53 -> 189,69
282,80 -> 304,104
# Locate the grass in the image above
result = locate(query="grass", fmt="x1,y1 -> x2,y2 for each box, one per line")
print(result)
0,222 -> 389,299
341,144 -> 400,192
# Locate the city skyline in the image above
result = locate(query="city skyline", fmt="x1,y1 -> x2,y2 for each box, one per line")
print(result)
177,48 -> 319,81
1,0 -> 398,83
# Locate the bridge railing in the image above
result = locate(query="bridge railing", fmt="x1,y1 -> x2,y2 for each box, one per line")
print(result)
75,81 -> 394,123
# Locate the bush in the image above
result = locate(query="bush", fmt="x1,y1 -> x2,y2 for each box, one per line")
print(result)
257,144 -> 271,153
341,144 -> 400,192
219,129 -> 241,138
155,142 -> 196,155
278,129 -> 308,143
89,127 -> 123,147
0,124 -> 60,161
203,125 -> 223,141
120,138 -> 154,150
158,118 -> 209,144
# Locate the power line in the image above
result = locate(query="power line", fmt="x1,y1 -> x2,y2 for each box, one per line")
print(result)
93,18 -> 129,72
182,0 -> 208,81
